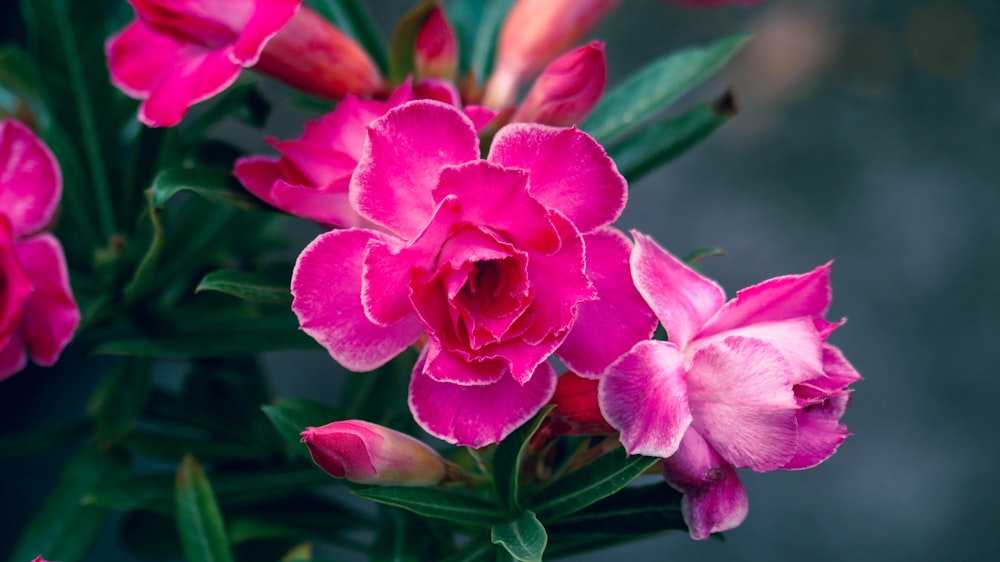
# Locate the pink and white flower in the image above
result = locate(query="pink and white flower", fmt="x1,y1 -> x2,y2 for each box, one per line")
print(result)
0,119 -> 79,380
600,232 -> 860,539
291,100 -> 647,447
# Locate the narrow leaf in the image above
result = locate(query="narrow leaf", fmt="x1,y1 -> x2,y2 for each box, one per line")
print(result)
354,487 -> 505,527
0,418 -> 91,458
175,454 -> 235,562
546,482 -> 683,533
583,33 -> 750,144
307,0 -> 388,73
493,406 -> 553,512
197,269 -> 292,305
152,167 -> 272,211
88,357 -> 153,447
262,398 -> 343,456
439,542 -> 496,562
491,511 -> 547,562
468,0 -> 515,83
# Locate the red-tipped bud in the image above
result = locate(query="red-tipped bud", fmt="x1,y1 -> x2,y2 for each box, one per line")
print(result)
302,420 -> 447,486
549,372 -> 616,435
255,7 -> 383,100
414,6 -> 458,81
482,0 -> 620,109
513,41 -> 606,126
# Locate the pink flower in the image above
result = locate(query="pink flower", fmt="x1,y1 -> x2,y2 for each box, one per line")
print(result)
291,100 -> 646,447
234,81 -> 494,227
512,41 -> 607,127
301,420 -> 447,486
0,119 -> 79,380
600,232 -> 860,539
106,1 -> 382,127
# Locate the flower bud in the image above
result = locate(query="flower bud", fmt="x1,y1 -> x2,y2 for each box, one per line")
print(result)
482,0 -> 620,109
255,7 -> 383,100
301,420 -> 447,486
512,41 -> 606,126
414,6 -> 458,81
549,372 -> 616,435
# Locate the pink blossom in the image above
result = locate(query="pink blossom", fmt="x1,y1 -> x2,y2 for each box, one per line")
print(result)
291,100 -> 642,447
301,420 -> 447,486
600,232 -> 860,539
106,1 -> 382,127
0,119 -> 79,380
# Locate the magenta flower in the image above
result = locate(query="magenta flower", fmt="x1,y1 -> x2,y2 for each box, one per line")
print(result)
291,100 -> 648,447
106,1 -> 382,127
0,119 -> 79,380
302,420 -> 447,486
600,232 -> 860,539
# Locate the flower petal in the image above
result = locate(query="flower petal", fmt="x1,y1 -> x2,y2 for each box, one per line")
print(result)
630,231 -> 725,350
557,228 -> 657,377
351,100 -> 479,240
696,317 -> 825,385
599,340 -> 692,458
686,336 -> 799,472
783,391 -> 851,470
270,179 -> 371,228
0,119 -> 62,236
229,0 -> 299,65
14,233 -> 79,366
409,349 -> 557,447
0,330 -> 27,381
488,124 -> 626,232
233,155 -> 281,205
0,216 -> 31,346
663,428 -> 748,540
139,44 -> 243,127
291,228 -> 423,371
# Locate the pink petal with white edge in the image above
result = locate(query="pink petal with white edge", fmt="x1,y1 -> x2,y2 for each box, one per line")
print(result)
421,341 -> 507,385
696,317 -> 825,385
783,391 -> 851,470
229,0 -> 300,65
630,231 -> 725,350
701,261 -> 833,339
351,100 -> 479,240
600,340 -> 692,458
686,336 -> 799,472
557,228 -> 657,377
663,428 -> 748,540
0,119 -> 62,236
15,233 -> 79,366
0,331 -> 27,381
409,349 -> 557,447
291,228 -> 423,371
488,124 -> 626,233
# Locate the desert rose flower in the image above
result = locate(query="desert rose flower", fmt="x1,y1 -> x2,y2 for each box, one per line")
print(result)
0,119 -> 79,380
600,232 -> 861,539
512,41 -> 607,127
292,100 -> 649,447
302,420 -> 447,486
106,1 -> 382,127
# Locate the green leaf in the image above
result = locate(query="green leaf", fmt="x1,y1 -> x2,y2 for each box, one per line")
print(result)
262,398 -> 343,457
371,507 -> 456,562
388,1 -> 438,83
606,91 -> 737,183
122,431 -> 266,462
281,543 -> 314,562
546,482 -> 683,535
8,446 -> 121,562
0,418 -> 91,458
466,0 -> 515,83
307,0 -> 388,74
583,34 -> 751,144
491,511 -> 547,562
175,454 -> 235,562
88,357 -> 153,447
354,486 -> 505,527
151,166 -> 273,211
197,269 -> 293,305
439,542 -> 496,562
683,246 -> 726,269
493,406 -> 553,512
119,511 -> 184,560
181,81 -> 272,139
529,450 -> 659,522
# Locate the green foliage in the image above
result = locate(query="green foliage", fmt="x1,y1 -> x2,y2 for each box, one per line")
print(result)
197,269 -> 293,305
307,0 -> 389,74
493,406 -> 554,512
354,487 -> 506,527
491,511 -> 547,562
388,1 -> 439,83
175,454 -> 235,562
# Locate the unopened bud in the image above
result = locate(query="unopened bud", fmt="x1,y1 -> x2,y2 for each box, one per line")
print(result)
414,6 -> 458,81
549,372 -> 616,435
513,41 -> 606,126
301,420 -> 447,486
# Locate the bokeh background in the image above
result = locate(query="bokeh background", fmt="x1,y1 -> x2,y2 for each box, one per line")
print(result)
3,0 -> 999,560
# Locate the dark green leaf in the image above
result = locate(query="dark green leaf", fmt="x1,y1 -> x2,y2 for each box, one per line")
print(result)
439,541 -> 496,562
466,0 -> 515,83
307,0 -> 388,73
493,406 -> 553,512
119,511 -> 184,559
341,348 -> 419,433
262,398 -> 343,457
683,246 -> 726,269
546,482 -> 683,534
88,357 -> 153,447
583,34 -> 751,144
491,511 -> 546,562
181,81 -> 272,139
354,486 -> 505,527
175,454 -> 235,562
151,167 -> 272,211
371,507 -> 456,562
196,269 -> 293,305
607,92 -> 737,183
0,418 -> 91,458
123,431 -> 266,462
529,450 -> 659,521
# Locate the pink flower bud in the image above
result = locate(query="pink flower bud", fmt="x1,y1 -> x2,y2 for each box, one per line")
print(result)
301,420 -> 447,486
549,372 -> 616,435
414,6 -> 458,81
512,41 -> 606,126
482,0 -> 620,109
255,7 -> 384,100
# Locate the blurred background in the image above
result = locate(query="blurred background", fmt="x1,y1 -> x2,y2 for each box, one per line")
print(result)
3,0 -> 999,560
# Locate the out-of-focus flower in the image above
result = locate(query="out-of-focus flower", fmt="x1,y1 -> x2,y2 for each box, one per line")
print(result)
302,420 -> 447,486
600,231 -> 860,539
482,0 -> 620,110
292,100 -> 640,447
414,6 -> 458,81
512,41 -> 607,127
106,1 -> 382,127
0,119 -> 79,380
548,372 -> 616,435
